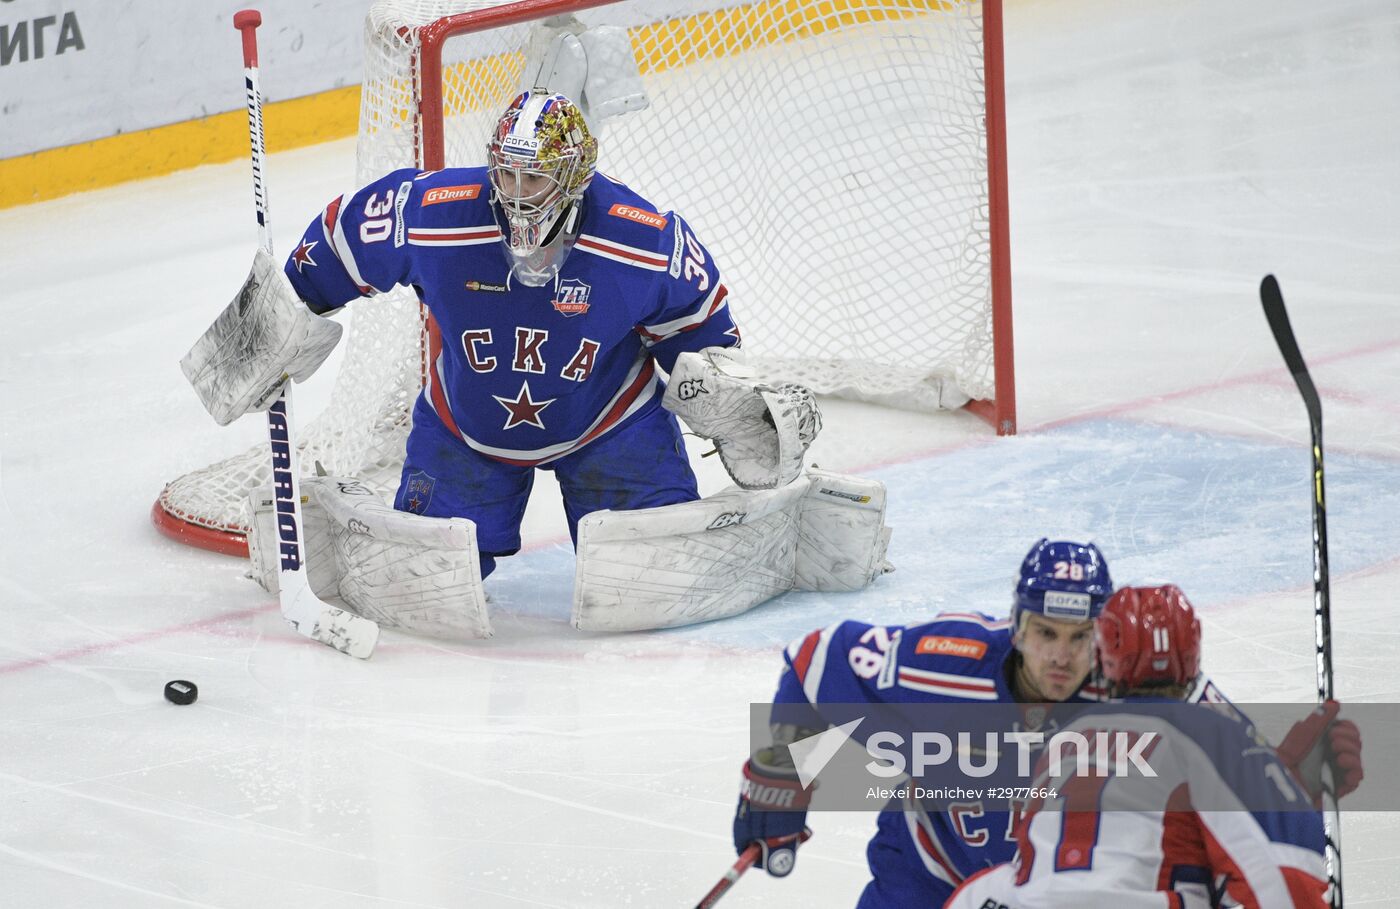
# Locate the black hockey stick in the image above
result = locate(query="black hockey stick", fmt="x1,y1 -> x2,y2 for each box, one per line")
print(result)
1259,274 -> 1343,907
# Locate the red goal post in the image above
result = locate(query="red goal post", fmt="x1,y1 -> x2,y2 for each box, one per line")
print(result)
152,0 -> 1015,556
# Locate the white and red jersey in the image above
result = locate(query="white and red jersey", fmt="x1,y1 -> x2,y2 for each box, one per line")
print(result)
943,702 -> 1328,909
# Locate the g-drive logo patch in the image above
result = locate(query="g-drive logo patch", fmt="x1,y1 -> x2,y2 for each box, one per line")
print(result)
423,184 -> 482,206
1043,590 -> 1091,619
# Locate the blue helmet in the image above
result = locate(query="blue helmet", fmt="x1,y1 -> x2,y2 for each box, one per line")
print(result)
1012,538 -> 1113,628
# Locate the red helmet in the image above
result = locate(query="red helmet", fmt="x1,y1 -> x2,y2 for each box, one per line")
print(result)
1095,585 -> 1202,689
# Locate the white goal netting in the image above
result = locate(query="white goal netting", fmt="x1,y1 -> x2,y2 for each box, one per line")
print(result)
155,0 -> 1004,551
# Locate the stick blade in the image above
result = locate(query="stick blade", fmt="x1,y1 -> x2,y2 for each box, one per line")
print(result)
1260,273 -> 1304,376
303,607 -> 380,660
282,585 -> 379,659
1259,274 -> 1322,424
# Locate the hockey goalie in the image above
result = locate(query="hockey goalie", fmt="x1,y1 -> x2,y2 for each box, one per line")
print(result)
180,22 -> 893,640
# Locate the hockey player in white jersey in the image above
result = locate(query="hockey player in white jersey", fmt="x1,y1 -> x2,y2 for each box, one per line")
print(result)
943,584 -> 1353,909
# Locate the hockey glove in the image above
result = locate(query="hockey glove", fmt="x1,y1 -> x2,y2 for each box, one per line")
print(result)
1277,699 -> 1364,806
733,755 -> 813,878
663,348 -> 821,490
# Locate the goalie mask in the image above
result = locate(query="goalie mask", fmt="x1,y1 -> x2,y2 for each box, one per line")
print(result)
487,91 -> 598,286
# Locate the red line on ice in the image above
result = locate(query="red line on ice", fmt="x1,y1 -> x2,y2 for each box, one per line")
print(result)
0,604 -> 277,674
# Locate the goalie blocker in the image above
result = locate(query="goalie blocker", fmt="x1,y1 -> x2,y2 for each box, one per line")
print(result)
574,468 -> 893,632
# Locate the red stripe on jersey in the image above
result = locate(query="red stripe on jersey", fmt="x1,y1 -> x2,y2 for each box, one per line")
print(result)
323,194 -> 343,236
1157,785 -> 1207,890
1056,809 -> 1100,870
636,284 -> 730,342
1015,811 -> 1036,885
1200,822 -> 1258,907
791,630 -> 822,684
407,227 -> 498,242
1280,867 -> 1329,908
321,193 -> 371,294
424,313 -> 464,441
1199,821 -> 1325,909
576,235 -> 668,267
897,670 -> 995,693
571,358 -> 656,449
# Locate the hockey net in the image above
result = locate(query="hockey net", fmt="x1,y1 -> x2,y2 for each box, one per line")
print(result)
153,0 -> 1014,555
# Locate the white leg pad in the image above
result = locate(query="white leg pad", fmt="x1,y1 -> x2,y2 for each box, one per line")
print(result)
572,468 -> 892,632
248,477 -> 492,641
794,471 -> 894,592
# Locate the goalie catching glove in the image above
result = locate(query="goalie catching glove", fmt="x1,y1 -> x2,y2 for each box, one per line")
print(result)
181,248 -> 341,425
247,476 -> 492,641
663,348 -> 821,490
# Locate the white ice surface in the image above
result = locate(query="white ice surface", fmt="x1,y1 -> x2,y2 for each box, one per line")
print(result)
4,0 -> 1400,905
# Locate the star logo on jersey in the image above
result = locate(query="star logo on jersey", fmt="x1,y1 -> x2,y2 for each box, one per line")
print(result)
494,380 -> 554,430
401,471 -> 435,514
291,239 -> 319,273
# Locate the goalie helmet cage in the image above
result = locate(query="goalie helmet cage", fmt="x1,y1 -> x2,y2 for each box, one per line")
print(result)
152,0 -> 1015,557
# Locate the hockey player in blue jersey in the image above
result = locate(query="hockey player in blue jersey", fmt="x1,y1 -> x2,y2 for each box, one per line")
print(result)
945,584 -> 1334,908
731,539 -> 1363,907
733,538 -> 1116,904
182,88 -> 891,637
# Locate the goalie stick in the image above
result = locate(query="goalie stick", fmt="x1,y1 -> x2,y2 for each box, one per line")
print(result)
232,10 -> 379,659
1259,273 -> 1343,908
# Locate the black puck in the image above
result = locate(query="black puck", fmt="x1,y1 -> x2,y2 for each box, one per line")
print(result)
164,680 -> 198,705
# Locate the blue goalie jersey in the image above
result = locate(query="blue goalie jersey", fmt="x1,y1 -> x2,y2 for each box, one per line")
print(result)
284,167 -> 739,466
